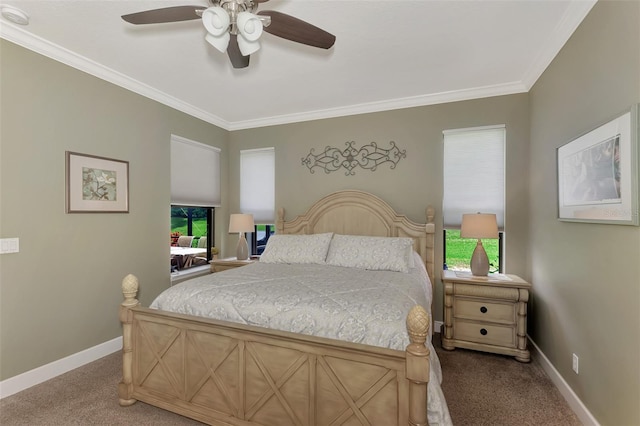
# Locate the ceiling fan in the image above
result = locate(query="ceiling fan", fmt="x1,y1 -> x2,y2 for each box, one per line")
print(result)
121,0 -> 336,69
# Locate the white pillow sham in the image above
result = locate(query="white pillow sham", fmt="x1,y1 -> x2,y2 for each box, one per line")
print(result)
260,233 -> 333,264
325,234 -> 415,273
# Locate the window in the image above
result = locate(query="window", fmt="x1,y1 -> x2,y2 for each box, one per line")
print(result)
443,125 -> 505,272
240,148 -> 275,255
253,224 -> 275,255
170,206 -> 214,247
170,135 -> 221,265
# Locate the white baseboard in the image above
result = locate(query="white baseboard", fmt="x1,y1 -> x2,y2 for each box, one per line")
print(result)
0,337 -> 122,399
528,337 -> 600,426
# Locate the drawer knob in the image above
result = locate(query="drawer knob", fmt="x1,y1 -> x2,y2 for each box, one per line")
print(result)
480,306 -> 488,314
480,328 -> 488,336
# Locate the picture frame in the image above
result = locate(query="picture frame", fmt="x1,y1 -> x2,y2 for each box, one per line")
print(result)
65,151 -> 129,213
557,104 -> 639,225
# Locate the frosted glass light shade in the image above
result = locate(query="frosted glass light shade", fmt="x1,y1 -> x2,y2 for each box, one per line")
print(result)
237,11 -> 263,55
237,37 -> 260,56
205,32 -> 230,53
237,12 -> 263,41
202,6 -> 230,36
202,6 -> 230,52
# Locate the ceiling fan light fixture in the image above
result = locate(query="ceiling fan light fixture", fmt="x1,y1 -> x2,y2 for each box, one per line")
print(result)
205,32 -> 230,53
237,37 -> 260,56
202,6 -> 230,36
236,11 -> 263,55
237,12 -> 263,42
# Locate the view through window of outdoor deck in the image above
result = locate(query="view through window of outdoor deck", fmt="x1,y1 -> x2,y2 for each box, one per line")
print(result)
170,206 -> 214,272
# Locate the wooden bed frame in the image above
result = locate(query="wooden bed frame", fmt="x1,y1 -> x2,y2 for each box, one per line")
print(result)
119,190 -> 436,425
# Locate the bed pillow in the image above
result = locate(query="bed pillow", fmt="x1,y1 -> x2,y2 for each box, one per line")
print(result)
325,234 -> 414,273
260,233 -> 333,264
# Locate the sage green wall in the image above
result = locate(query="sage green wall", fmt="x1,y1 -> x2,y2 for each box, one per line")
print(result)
528,1 -> 640,425
0,40 -> 229,380
228,94 -> 531,322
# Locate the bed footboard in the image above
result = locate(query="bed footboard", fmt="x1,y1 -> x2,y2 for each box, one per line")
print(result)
119,275 -> 430,425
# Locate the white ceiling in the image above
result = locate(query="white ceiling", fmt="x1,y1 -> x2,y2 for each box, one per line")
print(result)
0,0 -> 596,130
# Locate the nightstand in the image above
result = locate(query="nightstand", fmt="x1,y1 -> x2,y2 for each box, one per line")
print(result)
441,270 -> 531,362
210,257 -> 256,273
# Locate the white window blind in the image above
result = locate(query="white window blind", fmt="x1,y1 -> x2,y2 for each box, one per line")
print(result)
443,125 -> 505,230
240,148 -> 275,224
170,135 -> 221,207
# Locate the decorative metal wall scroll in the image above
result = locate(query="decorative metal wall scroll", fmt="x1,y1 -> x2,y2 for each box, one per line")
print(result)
302,141 -> 406,176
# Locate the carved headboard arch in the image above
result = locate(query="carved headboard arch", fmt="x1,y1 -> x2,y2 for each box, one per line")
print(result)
276,190 -> 436,286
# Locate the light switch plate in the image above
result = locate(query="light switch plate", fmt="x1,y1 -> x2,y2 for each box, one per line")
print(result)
0,238 -> 19,254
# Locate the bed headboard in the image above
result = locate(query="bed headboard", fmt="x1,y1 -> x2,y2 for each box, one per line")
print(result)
276,190 -> 436,285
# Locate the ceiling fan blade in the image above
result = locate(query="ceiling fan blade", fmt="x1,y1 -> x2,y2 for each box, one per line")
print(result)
122,6 -> 203,25
258,10 -> 335,49
227,35 -> 250,69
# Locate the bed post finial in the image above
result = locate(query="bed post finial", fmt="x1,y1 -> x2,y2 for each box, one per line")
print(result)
276,207 -> 285,234
425,206 -> 435,224
119,274 -> 140,407
122,274 -> 139,307
406,305 -> 430,426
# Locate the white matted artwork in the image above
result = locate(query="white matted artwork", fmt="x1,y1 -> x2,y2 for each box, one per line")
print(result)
66,151 -> 129,213
557,104 -> 639,225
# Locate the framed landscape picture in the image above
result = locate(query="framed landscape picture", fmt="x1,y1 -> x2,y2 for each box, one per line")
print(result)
557,104 -> 639,225
66,151 -> 129,213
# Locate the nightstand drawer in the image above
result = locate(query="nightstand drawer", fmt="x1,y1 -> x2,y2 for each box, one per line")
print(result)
454,298 -> 515,324
455,320 -> 515,347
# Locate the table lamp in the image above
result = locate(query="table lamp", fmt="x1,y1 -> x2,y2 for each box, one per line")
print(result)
229,213 -> 254,261
460,213 -> 498,276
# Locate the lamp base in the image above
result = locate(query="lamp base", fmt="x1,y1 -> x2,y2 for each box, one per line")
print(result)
236,233 -> 249,261
470,240 -> 490,276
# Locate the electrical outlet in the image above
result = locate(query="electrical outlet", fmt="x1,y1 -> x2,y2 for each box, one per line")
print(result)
572,353 -> 579,374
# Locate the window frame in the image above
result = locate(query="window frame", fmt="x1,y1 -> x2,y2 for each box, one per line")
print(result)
443,229 -> 504,273
170,205 -> 215,261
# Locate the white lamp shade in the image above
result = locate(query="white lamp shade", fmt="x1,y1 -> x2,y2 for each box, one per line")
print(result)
460,213 -> 499,239
229,213 -> 255,233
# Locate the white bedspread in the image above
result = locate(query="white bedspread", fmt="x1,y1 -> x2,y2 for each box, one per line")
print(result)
151,256 -> 451,425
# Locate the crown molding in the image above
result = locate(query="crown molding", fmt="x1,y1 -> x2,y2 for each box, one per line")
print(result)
228,81 -> 528,130
4,10 -> 579,132
0,24 -> 232,130
521,0 -> 597,89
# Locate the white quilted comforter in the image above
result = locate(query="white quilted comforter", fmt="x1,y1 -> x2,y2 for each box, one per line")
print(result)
151,256 -> 452,425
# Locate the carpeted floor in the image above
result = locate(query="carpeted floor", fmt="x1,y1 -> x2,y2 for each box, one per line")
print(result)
1,334 -> 581,425
433,334 -> 581,425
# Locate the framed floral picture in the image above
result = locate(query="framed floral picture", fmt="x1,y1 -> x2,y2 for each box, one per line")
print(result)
65,151 -> 129,213
557,104 -> 639,225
